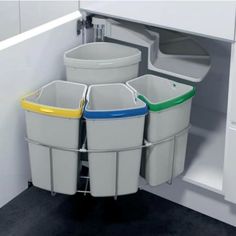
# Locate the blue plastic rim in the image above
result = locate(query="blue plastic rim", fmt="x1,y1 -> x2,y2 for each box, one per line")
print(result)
84,106 -> 148,119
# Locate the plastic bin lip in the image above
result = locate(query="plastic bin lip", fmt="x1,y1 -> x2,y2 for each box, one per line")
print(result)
21,80 -> 87,119
84,106 -> 148,119
64,42 -> 141,69
84,83 -> 148,119
126,74 -> 196,112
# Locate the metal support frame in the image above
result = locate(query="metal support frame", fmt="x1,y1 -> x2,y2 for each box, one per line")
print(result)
49,147 -> 56,196
25,125 -> 190,200
114,152 -> 119,200
167,136 -> 176,185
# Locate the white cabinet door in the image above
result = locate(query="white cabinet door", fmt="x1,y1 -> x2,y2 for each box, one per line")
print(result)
0,12 -> 81,208
80,1 -> 236,41
224,41 -> 236,203
224,127 -> 236,204
227,43 -> 236,126
20,0 -> 79,32
0,1 -> 20,41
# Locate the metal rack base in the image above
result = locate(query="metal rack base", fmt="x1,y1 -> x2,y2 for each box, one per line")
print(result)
25,125 -> 190,200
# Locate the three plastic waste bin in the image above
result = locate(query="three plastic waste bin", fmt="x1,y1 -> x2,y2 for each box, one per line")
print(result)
64,42 -> 141,85
21,81 -> 87,194
84,84 -> 148,197
127,74 -> 195,186
21,39 -> 196,197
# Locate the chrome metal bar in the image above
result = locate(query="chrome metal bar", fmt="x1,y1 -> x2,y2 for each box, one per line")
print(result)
114,152 -> 119,200
167,136 -> 176,185
84,176 -> 89,196
25,137 -> 147,153
25,125 -> 191,196
77,190 -> 90,194
82,24 -> 85,44
76,175 -> 90,195
82,136 -> 87,150
80,176 -> 90,179
25,125 -> 190,154
49,147 -> 56,196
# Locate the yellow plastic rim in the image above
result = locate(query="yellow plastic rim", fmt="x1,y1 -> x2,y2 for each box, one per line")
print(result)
21,95 -> 84,119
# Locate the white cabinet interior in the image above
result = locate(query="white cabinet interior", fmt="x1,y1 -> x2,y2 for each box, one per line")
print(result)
85,14 -> 231,200
0,3 -> 231,219
0,1 -> 20,41
20,1 -> 79,32
92,17 -> 211,82
183,38 -> 230,194
0,1 -> 79,42
80,7 -> 236,225
1,2 -> 235,226
80,1 -> 236,41
0,13 -> 81,208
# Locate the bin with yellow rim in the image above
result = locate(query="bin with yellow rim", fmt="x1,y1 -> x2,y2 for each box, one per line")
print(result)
21,80 -> 87,195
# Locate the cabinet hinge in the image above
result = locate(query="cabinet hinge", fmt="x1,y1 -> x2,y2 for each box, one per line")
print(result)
77,15 -> 93,35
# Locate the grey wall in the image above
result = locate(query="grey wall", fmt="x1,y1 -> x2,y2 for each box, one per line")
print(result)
0,16 -> 81,208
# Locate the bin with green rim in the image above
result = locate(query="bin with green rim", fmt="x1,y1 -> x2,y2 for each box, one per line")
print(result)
126,74 -> 195,186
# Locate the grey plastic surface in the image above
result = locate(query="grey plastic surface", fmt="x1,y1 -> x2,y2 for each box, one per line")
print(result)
24,81 -> 87,195
127,74 -> 193,186
64,42 -> 141,85
85,84 -> 146,197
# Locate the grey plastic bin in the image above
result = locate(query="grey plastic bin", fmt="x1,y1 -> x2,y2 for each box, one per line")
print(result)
21,81 -> 87,194
64,42 -> 141,85
127,74 -> 195,186
84,84 -> 147,197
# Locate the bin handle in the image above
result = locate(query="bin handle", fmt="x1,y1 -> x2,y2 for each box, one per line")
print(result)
126,84 -> 139,102
34,88 -> 43,102
131,90 -> 139,103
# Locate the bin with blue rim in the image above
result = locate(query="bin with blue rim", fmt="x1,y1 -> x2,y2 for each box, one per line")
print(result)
21,80 -> 87,195
127,74 -> 195,186
84,83 -> 148,197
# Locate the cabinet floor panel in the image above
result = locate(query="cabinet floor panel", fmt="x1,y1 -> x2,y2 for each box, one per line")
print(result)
182,105 -> 226,194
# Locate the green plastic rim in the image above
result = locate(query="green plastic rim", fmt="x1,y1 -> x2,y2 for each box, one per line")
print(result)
138,86 -> 196,112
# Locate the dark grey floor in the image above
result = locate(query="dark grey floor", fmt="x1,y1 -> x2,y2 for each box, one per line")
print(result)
0,187 -> 236,236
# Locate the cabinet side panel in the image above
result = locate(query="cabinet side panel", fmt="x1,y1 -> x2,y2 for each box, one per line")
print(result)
0,18 -> 81,208
224,42 -> 236,204
20,0 -> 79,32
0,1 -> 20,41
